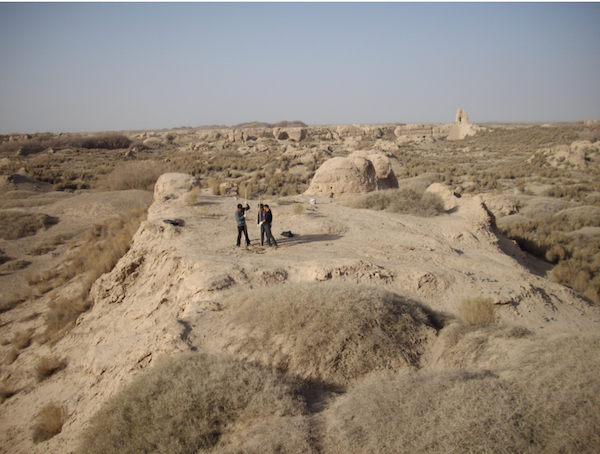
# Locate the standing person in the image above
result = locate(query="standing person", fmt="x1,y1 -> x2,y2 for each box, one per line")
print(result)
235,203 -> 251,247
262,204 -> 278,248
257,203 -> 266,246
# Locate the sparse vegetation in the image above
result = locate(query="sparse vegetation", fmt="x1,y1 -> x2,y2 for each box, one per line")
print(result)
349,188 -> 445,217
500,206 -> 600,302
227,282 -> 437,385
0,211 -> 57,240
32,403 -> 67,443
25,204 -> 148,342
94,160 -> 171,191
457,296 -> 496,327
77,353 -> 311,454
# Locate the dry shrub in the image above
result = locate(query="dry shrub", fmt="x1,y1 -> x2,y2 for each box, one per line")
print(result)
12,330 -> 31,350
184,186 -> 202,206
35,356 -> 65,380
32,403 -> 67,443
227,282 -> 437,385
292,203 -> 305,215
349,188 -> 445,217
94,160 -> 171,191
42,295 -> 89,344
323,335 -> 600,454
0,211 -> 57,240
30,234 -> 70,255
77,353 -> 312,454
457,296 -> 496,327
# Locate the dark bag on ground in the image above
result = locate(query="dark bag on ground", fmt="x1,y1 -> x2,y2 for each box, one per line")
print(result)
281,231 -> 294,238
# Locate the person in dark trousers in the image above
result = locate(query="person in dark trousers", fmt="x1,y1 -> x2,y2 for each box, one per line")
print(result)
262,204 -> 277,247
235,203 -> 251,247
257,203 -> 267,246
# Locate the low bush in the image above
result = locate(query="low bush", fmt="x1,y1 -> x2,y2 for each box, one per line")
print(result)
77,353 -> 312,454
42,296 -> 89,344
227,282 -> 437,385
0,211 -> 58,240
30,234 -> 71,255
349,188 -> 445,217
32,403 -> 67,443
457,296 -> 496,327
322,335 -> 600,454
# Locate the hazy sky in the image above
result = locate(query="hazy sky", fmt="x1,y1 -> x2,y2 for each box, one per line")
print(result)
1,2 -> 599,134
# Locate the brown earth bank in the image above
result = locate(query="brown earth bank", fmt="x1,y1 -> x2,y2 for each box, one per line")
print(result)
1,120 -> 599,453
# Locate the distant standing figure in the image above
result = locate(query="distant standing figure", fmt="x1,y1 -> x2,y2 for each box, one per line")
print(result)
263,204 -> 277,248
257,203 -> 267,246
235,203 -> 251,247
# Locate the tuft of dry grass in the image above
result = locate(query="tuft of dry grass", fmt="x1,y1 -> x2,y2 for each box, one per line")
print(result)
11,330 -> 31,350
0,291 -> 30,313
41,295 -> 89,344
457,296 -> 496,327
35,356 -> 65,380
77,353 -> 311,454
226,282 -> 437,386
349,188 -> 445,217
184,186 -> 202,206
32,403 -> 67,443
0,211 -> 58,240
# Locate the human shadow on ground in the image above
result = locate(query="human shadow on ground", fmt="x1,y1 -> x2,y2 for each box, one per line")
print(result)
275,233 -> 343,247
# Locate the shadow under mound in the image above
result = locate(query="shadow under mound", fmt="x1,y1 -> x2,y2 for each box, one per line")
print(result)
225,282 -> 438,386
276,234 -> 343,247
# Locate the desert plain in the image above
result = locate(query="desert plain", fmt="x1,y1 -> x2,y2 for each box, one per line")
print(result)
1,117 -> 600,453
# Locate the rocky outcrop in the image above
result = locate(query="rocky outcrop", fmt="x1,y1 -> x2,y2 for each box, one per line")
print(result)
304,153 -> 398,197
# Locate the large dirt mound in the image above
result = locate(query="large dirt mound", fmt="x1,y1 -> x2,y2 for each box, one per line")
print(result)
225,282 -> 438,385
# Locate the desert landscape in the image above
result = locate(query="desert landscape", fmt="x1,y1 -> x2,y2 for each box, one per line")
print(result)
1,114 -> 600,453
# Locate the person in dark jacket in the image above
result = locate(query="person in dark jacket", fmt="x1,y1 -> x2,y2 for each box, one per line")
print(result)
262,204 -> 277,247
257,203 -> 267,246
235,203 -> 251,247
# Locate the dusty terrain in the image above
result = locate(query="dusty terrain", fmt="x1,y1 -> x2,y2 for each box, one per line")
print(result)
1,120 -> 599,453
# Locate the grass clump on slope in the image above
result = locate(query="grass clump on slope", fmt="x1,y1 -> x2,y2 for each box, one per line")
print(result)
227,282 -> 438,386
77,353 -> 312,454
349,188 -> 445,217
322,335 -> 600,454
